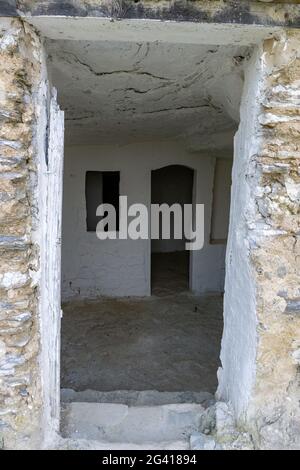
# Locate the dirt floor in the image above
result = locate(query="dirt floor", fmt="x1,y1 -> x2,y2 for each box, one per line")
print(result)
61,293 -> 223,393
151,251 -> 190,296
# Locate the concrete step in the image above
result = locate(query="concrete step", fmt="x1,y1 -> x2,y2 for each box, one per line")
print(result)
61,388 -> 215,407
61,402 -> 204,444
55,437 -> 190,450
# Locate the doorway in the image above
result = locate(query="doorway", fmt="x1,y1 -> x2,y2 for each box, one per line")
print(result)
151,165 -> 194,296
41,25 -> 246,447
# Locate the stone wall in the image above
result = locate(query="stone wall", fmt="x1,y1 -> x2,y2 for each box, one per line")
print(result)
249,32 -> 300,450
218,31 -> 300,450
0,19 -> 45,449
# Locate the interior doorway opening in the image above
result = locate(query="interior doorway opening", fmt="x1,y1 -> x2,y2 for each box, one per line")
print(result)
151,165 -> 194,296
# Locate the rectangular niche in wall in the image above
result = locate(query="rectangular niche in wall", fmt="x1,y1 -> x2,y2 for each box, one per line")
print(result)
210,158 -> 232,244
85,171 -> 120,232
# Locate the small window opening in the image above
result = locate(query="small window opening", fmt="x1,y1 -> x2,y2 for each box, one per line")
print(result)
85,171 -> 120,232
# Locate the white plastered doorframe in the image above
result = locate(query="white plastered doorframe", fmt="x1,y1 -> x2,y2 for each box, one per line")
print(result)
40,87 -> 64,442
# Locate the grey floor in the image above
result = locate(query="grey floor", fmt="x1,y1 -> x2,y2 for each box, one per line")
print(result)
151,251 -> 190,296
61,252 -> 223,394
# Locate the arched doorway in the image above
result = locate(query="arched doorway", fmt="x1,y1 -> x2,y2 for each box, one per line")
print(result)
151,165 -> 194,295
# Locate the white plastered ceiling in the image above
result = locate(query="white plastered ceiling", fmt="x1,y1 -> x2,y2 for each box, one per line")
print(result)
45,38 -> 251,150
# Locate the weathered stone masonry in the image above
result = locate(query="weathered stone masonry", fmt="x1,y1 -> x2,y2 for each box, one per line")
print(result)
250,33 -> 300,449
218,32 -> 300,450
0,20 -> 45,449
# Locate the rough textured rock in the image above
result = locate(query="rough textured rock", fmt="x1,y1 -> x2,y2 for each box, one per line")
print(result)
198,403 -> 217,435
190,432 -> 220,450
218,31 -> 300,450
0,19 -> 44,449
249,32 -> 300,450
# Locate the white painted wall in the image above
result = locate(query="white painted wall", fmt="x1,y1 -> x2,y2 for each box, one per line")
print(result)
62,140 -> 230,299
217,47 -> 262,419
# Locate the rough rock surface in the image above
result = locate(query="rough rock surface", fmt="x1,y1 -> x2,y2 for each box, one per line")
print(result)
0,20 -> 44,449
218,32 -> 300,449
190,432 -> 220,450
218,31 -> 300,450
249,33 -> 300,450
